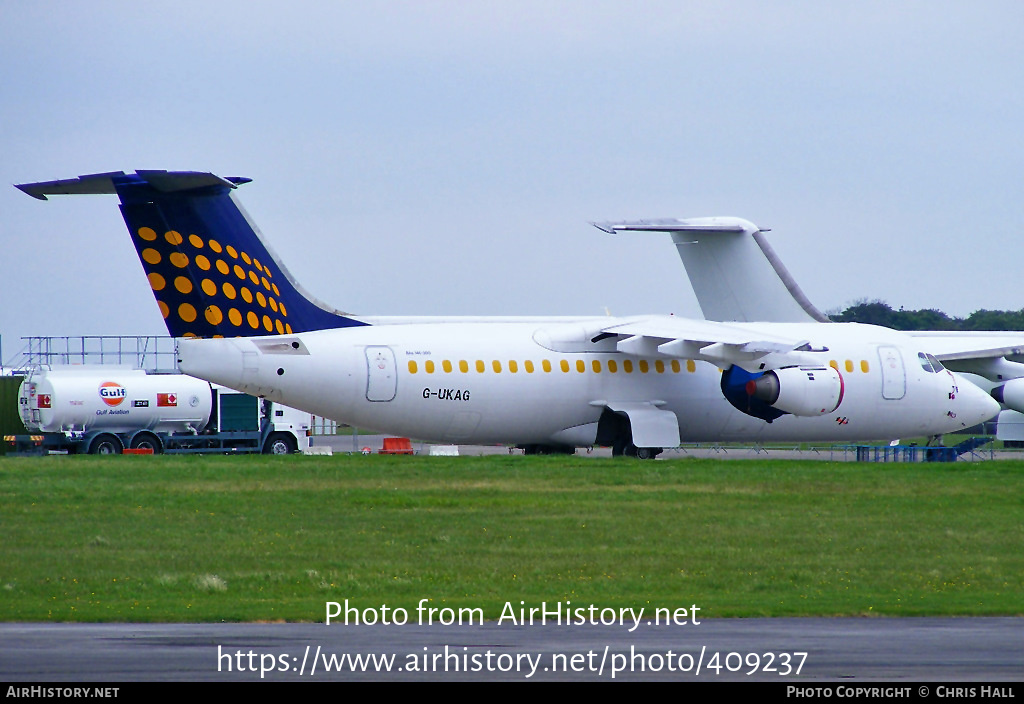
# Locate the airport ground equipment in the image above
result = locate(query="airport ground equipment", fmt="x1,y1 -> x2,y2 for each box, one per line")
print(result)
7,366 -> 310,455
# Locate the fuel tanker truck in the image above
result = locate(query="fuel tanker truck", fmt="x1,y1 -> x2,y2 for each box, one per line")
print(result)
8,366 -> 310,455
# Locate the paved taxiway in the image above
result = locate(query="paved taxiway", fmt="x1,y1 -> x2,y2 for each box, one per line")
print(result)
2,618 -> 1020,681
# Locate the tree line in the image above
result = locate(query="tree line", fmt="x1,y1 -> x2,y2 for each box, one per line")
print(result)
828,300 -> 1024,331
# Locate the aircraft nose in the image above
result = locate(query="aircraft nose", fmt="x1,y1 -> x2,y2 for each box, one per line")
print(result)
952,373 -> 1001,429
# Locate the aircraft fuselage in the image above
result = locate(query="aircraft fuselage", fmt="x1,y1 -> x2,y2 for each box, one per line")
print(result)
178,317 -> 994,446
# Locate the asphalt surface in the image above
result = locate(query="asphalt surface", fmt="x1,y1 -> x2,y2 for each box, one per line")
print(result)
310,434 -> 1006,462
1,618 -> 1020,682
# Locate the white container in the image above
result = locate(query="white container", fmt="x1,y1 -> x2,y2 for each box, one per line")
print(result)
19,366 -> 213,435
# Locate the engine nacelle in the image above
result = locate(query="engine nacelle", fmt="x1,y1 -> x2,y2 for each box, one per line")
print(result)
745,366 -> 844,417
992,378 -> 1024,414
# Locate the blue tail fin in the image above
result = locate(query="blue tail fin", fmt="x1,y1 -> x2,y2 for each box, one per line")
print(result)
17,171 -> 367,337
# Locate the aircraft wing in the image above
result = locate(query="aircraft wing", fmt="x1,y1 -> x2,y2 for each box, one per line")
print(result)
599,316 -> 817,372
904,332 -> 1024,363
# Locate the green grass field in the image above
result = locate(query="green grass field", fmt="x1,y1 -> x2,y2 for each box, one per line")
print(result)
1,454 -> 1022,622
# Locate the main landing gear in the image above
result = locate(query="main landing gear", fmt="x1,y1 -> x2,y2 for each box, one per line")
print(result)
611,439 -> 663,460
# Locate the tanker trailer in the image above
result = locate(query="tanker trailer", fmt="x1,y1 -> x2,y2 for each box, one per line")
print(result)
9,366 -> 308,455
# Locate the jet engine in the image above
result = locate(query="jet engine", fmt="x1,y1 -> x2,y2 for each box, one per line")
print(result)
745,366 -> 844,417
991,378 -> 1024,413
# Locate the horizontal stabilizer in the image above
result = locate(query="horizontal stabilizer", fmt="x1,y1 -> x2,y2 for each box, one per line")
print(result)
590,218 -> 751,235
16,171 -> 248,200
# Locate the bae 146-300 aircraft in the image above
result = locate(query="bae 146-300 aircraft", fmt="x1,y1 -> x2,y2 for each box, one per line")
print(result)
16,171 -> 1000,457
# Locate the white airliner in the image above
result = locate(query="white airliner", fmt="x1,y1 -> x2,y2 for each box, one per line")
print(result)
16,171 -> 999,457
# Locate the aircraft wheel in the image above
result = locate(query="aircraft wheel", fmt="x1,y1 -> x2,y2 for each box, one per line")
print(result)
634,446 -> 662,460
263,433 -> 297,455
89,434 -> 123,455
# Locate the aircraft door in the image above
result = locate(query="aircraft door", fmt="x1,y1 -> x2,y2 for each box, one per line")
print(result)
365,346 -> 398,402
878,345 -> 906,400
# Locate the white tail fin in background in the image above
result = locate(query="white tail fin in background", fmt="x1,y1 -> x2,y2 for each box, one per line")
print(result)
592,217 -> 828,323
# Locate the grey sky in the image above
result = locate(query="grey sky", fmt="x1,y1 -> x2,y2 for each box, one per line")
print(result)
3,2 -> 1023,361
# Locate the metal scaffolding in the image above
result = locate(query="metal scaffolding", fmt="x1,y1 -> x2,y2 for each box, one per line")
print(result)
4,336 -> 179,373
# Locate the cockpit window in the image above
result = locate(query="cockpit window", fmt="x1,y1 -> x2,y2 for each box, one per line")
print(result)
918,352 -> 945,373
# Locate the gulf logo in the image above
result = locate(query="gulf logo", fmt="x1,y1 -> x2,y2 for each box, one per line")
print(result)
99,381 -> 127,407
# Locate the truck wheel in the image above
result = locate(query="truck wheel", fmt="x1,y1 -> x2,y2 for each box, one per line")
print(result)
130,433 -> 163,454
263,433 -> 297,455
89,434 -> 123,455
